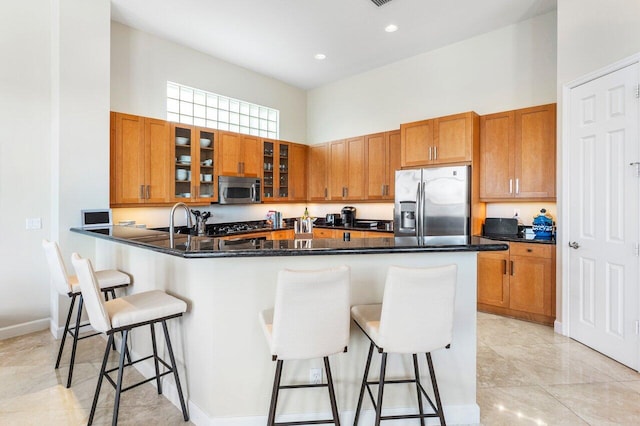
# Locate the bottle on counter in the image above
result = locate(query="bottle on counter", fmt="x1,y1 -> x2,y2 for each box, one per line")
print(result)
300,207 -> 311,233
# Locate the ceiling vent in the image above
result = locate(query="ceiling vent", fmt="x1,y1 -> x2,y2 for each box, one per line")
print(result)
371,0 -> 393,6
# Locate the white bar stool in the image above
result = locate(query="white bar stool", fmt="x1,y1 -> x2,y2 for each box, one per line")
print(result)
350,264 -> 457,426
71,253 -> 189,426
259,265 -> 351,426
42,239 -> 131,388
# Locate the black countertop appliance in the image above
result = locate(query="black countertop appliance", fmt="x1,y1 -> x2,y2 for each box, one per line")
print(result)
483,217 -> 519,237
341,206 -> 356,227
325,213 -> 342,226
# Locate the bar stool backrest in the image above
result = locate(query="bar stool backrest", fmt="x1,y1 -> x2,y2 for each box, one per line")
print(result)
272,265 -> 350,360
42,239 -> 72,296
71,253 -> 112,333
378,264 -> 457,354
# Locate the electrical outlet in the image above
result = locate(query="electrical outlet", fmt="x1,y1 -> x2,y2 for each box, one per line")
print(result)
310,367 -> 322,384
26,217 -> 42,230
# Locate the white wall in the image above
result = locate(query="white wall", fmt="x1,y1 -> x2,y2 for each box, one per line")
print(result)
557,0 -> 640,85
307,12 -> 557,143
51,0 -> 112,328
0,1 -> 52,332
110,22 -> 307,143
0,0 -> 112,337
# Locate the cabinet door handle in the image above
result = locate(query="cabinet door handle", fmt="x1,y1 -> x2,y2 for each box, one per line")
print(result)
509,179 -> 513,194
510,261 -> 514,276
428,146 -> 432,161
146,185 -> 150,199
324,188 -> 328,198
433,146 -> 437,160
502,259 -> 507,275
140,185 -> 145,199
515,178 -> 519,194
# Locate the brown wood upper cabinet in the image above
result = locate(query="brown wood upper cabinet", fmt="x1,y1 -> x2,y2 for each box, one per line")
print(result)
288,142 -> 308,201
480,103 -> 556,201
110,112 -> 171,206
365,130 -> 400,200
401,112 -> 478,167
217,131 -> 261,177
307,143 -> 329,201
329,137 -> 365,200
262,140 -> 307,202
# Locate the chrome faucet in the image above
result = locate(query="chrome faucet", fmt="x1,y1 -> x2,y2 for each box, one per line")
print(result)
169,202 -> 193,248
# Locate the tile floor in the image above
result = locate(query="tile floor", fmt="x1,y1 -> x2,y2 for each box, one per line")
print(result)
477,311 -> 640,425
1,313 -> 638,425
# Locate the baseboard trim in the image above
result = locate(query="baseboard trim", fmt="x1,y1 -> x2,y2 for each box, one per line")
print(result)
0,318 -> 50,340
126,349 -> 479,426
554,319 -> 564,336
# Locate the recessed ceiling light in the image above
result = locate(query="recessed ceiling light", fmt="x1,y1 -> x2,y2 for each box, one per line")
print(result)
385,24 -> 398,33
314,53 -> 326,60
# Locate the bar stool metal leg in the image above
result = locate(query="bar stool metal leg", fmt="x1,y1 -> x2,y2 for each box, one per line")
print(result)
323,356 -> 340,426
267,359 -> 283,426
150,323 -> 162,394
374,353 -> 387,426
162,320 -> 189,421
55,293 -> 76,370
89,334 -> 113,426
413,353 -> 426,426
353,342 -> 374,426
66,295 -> 84,388
112,329 -> 129,426
426,353 -> 446,426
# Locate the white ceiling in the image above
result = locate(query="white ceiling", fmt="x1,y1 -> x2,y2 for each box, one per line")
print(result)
110,0 -> 557,90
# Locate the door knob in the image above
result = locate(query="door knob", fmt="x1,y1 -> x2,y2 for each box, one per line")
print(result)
569,241 -> 580,249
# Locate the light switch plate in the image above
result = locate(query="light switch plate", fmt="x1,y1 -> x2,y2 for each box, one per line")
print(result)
26,218 -> 42,230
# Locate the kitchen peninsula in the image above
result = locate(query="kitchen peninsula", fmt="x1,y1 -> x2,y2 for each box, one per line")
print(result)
73,226 -> 507,424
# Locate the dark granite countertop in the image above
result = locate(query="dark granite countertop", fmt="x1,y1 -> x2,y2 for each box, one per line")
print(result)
71,226 -> 508,258
477,234 -> 556,245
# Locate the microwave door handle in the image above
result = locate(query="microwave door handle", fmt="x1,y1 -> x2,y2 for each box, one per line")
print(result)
251,185 -> 255,201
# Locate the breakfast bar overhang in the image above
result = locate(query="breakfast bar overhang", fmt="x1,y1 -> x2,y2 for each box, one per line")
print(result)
73,226 -> 507,425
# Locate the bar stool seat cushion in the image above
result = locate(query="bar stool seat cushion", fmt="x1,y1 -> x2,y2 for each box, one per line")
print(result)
69,269 -> 131,294
350,303 -> 382,344
259,309 -> 274,349
106,290 -> 187,329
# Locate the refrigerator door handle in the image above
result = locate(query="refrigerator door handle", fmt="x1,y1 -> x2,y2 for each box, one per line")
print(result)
415,182 -> 421,238
421,181 -> 426,238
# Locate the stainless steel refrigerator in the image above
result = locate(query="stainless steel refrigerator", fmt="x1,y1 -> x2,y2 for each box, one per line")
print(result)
394,165 -> 471,242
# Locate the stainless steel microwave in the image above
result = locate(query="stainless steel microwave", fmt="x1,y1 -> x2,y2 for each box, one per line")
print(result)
218,176 -> 261,204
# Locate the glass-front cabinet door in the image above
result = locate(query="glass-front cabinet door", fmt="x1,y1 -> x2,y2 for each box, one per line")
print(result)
171,123 -> 194,202
194,128 -> 216,202
262,140 -> 275,201
278,143 -> 289,199
170,123 -> 217,204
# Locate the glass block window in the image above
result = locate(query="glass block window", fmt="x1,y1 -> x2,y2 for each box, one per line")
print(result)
166,81 -> 279,139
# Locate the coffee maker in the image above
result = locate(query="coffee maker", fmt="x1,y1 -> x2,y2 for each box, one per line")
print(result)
341,206 -> 356,227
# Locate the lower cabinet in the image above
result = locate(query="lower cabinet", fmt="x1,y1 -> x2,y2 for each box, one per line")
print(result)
312,229 -> 393,239
478,242 -> 555,325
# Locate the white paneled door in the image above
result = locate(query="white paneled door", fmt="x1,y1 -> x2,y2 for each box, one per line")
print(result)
568,62 -> 640,370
